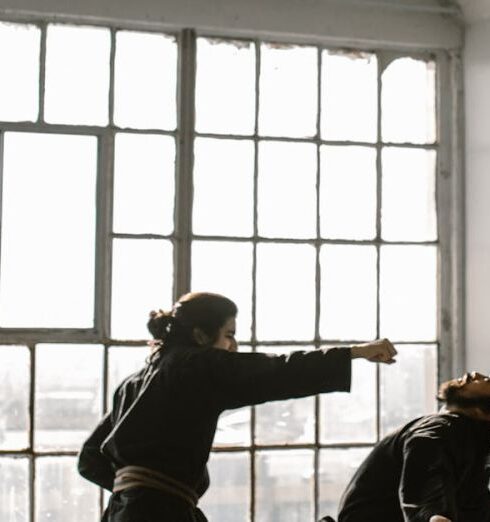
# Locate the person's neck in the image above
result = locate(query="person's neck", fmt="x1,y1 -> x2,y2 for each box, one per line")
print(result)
443,404 -> 490,422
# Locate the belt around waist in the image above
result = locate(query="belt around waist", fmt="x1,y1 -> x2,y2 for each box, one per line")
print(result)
113,466 -> 199,508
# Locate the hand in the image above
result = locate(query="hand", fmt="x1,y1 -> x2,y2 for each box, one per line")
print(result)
350,338 -> 397,364
429,516 -> 451,522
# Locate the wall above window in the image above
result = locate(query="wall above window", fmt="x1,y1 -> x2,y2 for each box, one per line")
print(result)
0,0 -> 463,50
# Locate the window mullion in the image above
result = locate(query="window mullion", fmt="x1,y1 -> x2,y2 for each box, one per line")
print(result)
173,28 -> 197,300
436,49 -> 465,382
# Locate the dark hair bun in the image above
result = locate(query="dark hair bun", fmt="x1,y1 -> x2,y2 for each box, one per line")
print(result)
147,309 -> 174,340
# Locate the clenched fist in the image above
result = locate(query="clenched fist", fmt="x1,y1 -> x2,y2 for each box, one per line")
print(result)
350,338 -> 397,364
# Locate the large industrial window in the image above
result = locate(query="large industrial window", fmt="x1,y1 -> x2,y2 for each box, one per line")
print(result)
0,19 -> 461,522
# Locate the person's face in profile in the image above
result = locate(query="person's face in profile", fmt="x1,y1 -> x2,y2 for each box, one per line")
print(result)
212,316 -> 237,352
449,371 -> 490,399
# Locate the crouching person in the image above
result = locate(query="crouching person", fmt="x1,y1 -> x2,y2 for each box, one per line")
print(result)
319,372 -> 490,522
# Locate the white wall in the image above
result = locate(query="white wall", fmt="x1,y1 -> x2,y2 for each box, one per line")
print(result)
464,17 -> 490,373
0,0 -> 463,49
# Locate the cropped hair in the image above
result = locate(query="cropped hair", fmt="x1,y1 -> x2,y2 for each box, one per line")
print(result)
147,292 -> 237,349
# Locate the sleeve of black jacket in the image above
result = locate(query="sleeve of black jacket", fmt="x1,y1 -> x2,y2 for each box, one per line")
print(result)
182,346 -> 352,411
78,412 -> 115,491
399,430 -> 457,522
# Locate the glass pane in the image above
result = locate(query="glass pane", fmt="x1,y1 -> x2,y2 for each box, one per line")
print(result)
107,346 -> 147,402
321,51 -> 377,142
0,22 -> 40,122
193,138 -> 254,237
258,141 -> 316,239
380,245 -> 437,341
382,58 -> 436,144
0,458 -> 28,522
45,25 -> 110,125
255,346 -> 315,444
111,239 -> 173,340
319,448 -> 372,518
320,146 -> 377,240
380,344 -> 437,436
256,450 -> 314,522
113,133 -> 175,234
0,132 -> 97,328
213,407 -> 251,447
114,31 -> 177,130
192,241 -> 253,342
256,244 -> 315,341
381,147 -> 437,241
259,44 -> 317,138
36,457 -> 99,522
196,38 -> 255,135
35,344 -> 103,450
0,346 -> 29,450
321,358 -> 376,443
200,452 -> 250,522
320,245 -> 377,341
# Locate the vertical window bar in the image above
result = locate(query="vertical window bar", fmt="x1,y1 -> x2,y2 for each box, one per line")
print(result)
375,52 -> 384,442
250,37 -> 260,522
313,45 -> 322,522
95,133 -> 115,338
38,23 -> 47,123
174,28 -> 196,300
109,28 -> 116,127
29,344 -> 36,522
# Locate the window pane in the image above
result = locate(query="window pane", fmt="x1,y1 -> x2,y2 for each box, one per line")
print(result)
320,146 -> 377,240
193,138 -> 254,237
36,457 -> 99,522
0,22 -> 40,122
0,133 -> 97,328
0,458 -> 28,522
256,346 -> 315,444
380,344 -> 437,436
113,133 -> 175,234
259,44 -> 317,138
320,359 -> 376,443
256,244 -> 315,341
114,31 -> 177,130
256,450 -> 314,522
380,245 -> 437,341
382,147 -> 437,241
213,407 -> 251,448
35,344 -> 103,451
192,241 -> 253,342
111,239 -> 173,340
319,448 -> 372,518
200,452 -> 250,522
382,58 -> 436,144
320,245 -> 377,341
0,346 -> 29,450
196,38 -> 255,135
321,51 -> 377,142
107,346 -> 147,402
45,25 -> 110,125
258,141 -> 316,239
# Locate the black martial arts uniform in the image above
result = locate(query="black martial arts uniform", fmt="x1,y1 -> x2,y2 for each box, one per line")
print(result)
336,412 -> 490,522
78,344 -> 352,522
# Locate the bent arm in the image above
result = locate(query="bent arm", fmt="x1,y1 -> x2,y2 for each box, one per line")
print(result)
399,435 -> 457,522
78,413 -> 115,491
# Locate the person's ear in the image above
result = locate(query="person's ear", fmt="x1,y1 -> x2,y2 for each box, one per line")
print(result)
193,327 -> 210,346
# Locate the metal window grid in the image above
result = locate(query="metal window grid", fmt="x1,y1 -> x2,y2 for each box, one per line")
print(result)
0,19 -> 464,522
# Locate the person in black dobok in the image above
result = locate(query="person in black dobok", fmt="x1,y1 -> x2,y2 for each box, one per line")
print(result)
319,371 -> 490,522
78,292 -> 397,522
